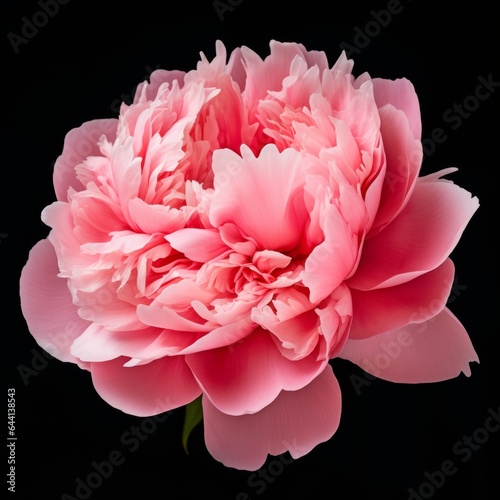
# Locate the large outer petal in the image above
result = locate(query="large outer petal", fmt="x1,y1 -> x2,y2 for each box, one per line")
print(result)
53,119 -> 118,201
368,105 -> 423,236
90,356 -> 201,416
203,364 -> 341,470
348,259 -> 455,339
185,328 -> 326,416
348,172 -> 479,290
338,307 -> 479,382
19,239 -> 90,368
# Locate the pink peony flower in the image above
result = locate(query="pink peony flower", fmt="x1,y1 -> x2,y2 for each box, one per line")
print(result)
19,40 -> 479,470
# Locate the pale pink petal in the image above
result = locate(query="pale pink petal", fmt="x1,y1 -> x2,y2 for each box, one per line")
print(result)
202,364 -> 341,470
209,144 -> 307,252
19,239 -> 90,368
348,173 -> 479,290
165,228 -> 230,262
372,78 -> 422,139
153,278 -> 216,306
136,303 -> 212,332
53,119 -> 118,201
338,307 -> 479,382
128,198 -> 186,234
70,324 -> 163,362
41,201 -> 96,274
81,230 -> 157,255
186,328 -> 326,416
349,259 -> 455,339
90,356 -> 201,416
178,317 -> 256,354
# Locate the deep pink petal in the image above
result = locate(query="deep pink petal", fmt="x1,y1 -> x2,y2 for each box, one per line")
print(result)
19,239 -> 90,368
90,356 -> 201,416
202,364 -> 341,470
53,119 -> 118,201
186,328 -> 325,416
349,259 -> 455,339
338,307 -> 479,382
348,173 -> 479,290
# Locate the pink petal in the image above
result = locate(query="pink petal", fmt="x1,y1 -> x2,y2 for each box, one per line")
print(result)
90,355 -> 201,416
19,239 -> 90,368
165,228 -> 230,262
338,307 -> 479,382
368,105 -> 423,236
241,41 -> 310,114
209,144 -> 307,252
185,328 -> 325,416
253,305 -> 320,361
302,204 -> 358,303
252,250 -> 292,273
53,119 -> 118,201
349,259 -> 455,339
178,317 -> 256,354
202,364 -> 341,470
348,172 -> 479,290
372,78 -> 422,139
133,69 -> 186,103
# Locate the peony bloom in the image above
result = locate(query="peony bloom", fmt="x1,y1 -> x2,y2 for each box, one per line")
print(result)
20,40 -> 479,470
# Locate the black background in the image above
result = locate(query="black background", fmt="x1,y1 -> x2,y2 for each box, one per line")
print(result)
4,1 -> 498,499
